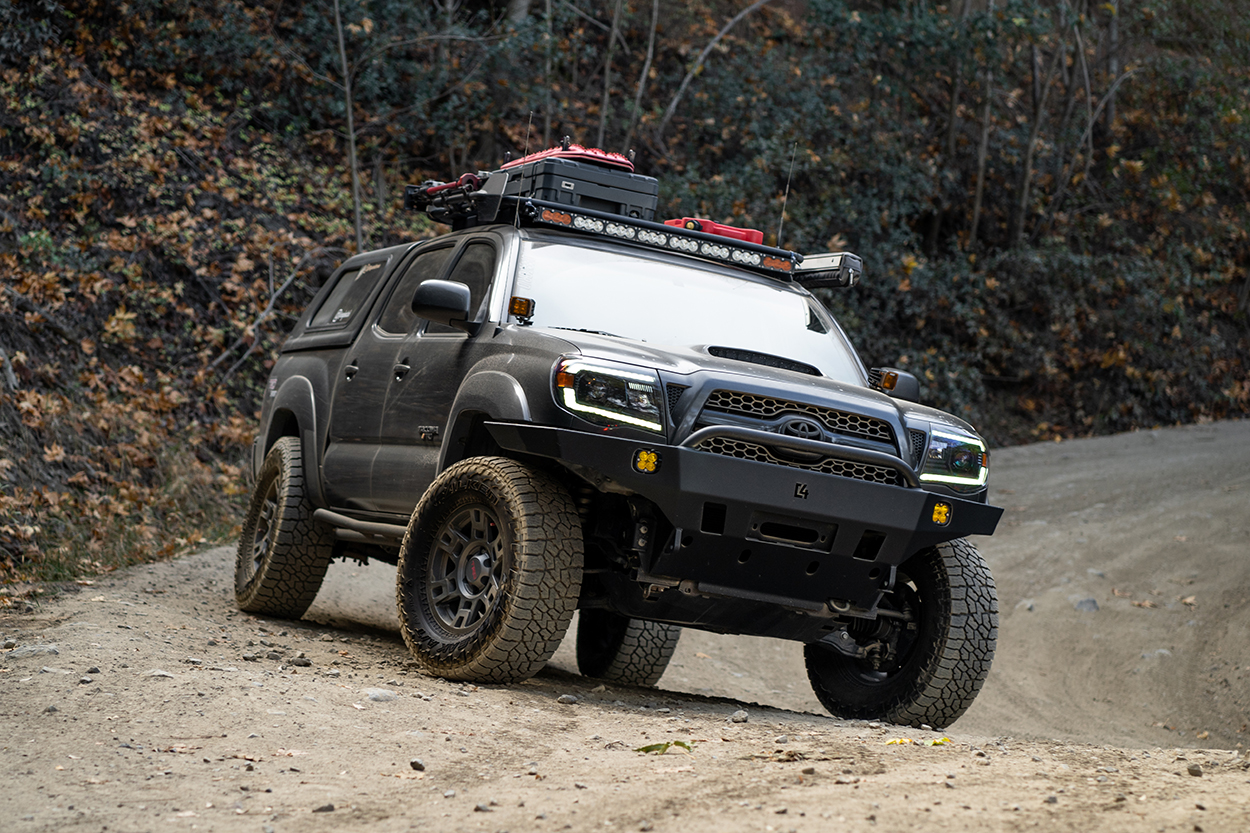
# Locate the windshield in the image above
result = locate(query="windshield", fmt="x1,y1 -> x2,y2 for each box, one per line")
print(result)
512,239 -> 865,383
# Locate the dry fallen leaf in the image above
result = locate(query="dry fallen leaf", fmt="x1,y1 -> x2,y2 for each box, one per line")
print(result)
1132,600 -> 1159,609
1112,588 -> 1132,597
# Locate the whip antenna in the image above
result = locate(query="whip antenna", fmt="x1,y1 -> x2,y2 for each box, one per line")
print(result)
515,111 -> 534,229
776,141 -> 797,249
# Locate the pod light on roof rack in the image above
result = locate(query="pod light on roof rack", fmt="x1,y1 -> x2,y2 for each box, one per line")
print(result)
527,201 -> 796,275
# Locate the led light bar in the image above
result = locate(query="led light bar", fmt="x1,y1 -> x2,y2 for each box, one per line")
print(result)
521,198 -> 801,277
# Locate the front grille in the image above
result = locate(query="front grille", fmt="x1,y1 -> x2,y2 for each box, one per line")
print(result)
703,389 -> 894,443
695,435 -> 904,486
909,429 -> 928,467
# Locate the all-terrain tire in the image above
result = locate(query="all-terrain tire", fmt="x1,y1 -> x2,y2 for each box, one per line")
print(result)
804,538 -> 997,729
576,610 -> 681,687
396,457 -> 584,683
235,437 -> 335,619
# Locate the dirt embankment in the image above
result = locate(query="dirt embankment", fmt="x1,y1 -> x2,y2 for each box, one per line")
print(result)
2,420 -> 1249,832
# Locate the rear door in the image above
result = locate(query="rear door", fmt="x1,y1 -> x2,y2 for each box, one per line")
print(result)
370,238 -> 502,515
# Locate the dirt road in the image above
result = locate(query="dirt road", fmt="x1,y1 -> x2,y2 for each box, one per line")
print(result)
3,420 -> 1249,831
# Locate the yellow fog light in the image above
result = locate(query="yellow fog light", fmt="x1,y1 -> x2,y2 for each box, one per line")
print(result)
633,449 -> 661,474
932,502 -> 952,526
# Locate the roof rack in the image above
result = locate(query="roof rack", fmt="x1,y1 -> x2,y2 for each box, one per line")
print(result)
403,145 -> 864,285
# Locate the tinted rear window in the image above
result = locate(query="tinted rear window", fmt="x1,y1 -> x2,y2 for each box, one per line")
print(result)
308,261 -> 386,329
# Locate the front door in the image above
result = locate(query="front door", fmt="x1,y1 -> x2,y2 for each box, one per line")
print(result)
371,239 -> 500,516
321,244 -> 454,512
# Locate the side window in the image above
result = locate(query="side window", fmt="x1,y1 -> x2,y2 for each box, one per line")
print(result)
376,246 -> 455,336
308,263 -> 385,329
426,241 -> 497,335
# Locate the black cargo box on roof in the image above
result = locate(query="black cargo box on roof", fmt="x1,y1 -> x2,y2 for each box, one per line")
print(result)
502,157 -> 659,221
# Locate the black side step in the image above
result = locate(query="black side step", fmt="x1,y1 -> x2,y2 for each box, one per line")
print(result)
313,508 -> 407,542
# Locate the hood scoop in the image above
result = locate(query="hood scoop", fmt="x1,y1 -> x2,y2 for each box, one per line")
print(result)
706,346 -> 820,377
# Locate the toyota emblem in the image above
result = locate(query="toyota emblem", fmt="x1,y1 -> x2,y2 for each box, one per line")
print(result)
781,417 -> 823,440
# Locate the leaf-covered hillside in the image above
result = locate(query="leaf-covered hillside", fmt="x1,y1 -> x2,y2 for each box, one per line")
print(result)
2,0 -> 1248,584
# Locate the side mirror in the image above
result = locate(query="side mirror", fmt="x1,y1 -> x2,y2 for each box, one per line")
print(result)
869,367 -> 920,402
412,279 -> 479,335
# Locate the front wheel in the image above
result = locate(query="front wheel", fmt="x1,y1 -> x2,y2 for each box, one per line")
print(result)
804,538 -> 997,729
235,437 -> 335,619
396,457 -> 584,683
576,610 -> 681,687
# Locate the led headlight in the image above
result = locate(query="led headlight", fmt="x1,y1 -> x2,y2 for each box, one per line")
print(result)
554,358 -> 664,433
919,429 -> 989,492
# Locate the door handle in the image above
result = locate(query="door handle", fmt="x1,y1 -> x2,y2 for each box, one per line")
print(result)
344,362 -> 358,381
393,361 -> 411,381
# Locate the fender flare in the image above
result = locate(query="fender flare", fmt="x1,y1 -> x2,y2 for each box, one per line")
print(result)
438,370 -> 531,473
263,376 -> 326,507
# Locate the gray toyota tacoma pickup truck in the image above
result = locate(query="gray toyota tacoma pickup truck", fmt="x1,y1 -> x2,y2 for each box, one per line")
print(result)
235,146 -> 1001,728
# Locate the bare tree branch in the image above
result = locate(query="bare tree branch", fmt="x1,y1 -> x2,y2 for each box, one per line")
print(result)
654,0 -> 775,147
209,247 -> 347,374
970,0 -> 998,250
1012,27 -> 1068,246
597,0 -> 624,148
623,0 -> 659,153
2,286 -> 79,344
1036,68 -> 1142,241
333,0 -> 365,253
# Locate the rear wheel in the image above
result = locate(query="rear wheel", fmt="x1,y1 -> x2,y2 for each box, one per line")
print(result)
804,538 -> 997,729
576,610 -> 681,687
235,437 -> 334,618
396,457 -> 583,683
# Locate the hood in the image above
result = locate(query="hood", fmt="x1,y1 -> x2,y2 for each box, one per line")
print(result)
530,327 -> 919,443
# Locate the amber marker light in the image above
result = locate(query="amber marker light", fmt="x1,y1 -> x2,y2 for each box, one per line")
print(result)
932,502 -> 952,526
555,370 -> 575,389
541,208 -> 572,225
633,449 -> 661,474
509,296 -> 535,318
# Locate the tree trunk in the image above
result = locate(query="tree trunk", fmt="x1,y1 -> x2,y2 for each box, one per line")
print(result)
543,0 -> 552,148
333,0 -> 364,252
927,0 -> 974,252
1012,30 -> 1066,247
507,0 -> 530,25
969,0 -> 997,251
1107,0 -> 1119,127
624,0 -> 659,154
597,0 -> 624,149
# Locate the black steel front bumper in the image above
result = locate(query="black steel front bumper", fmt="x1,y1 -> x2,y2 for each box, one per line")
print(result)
486,421 -> 1002,635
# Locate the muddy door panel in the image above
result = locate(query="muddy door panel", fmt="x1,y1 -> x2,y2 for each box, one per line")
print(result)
320,326 -> 401,512
371,240 -> 501,516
